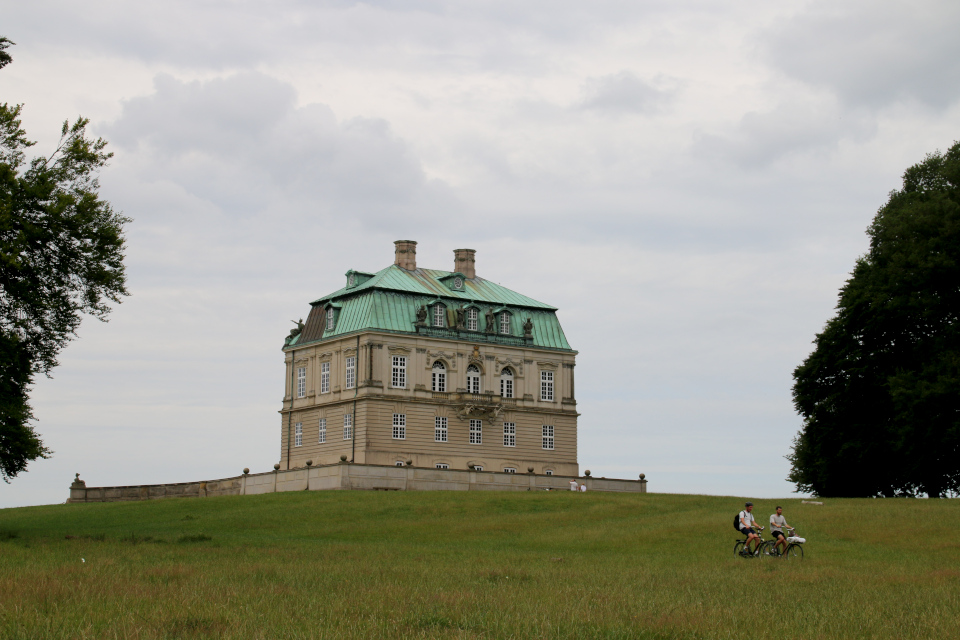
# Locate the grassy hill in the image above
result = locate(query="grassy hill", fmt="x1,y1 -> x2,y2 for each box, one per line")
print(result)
1,490 -> 958,639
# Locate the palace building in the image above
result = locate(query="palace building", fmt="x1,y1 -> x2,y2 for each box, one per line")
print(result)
279,241 -> 578,475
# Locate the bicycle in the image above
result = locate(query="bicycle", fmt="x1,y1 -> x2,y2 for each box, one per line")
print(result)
759,527 -> 804,559
733,526 -> 765,558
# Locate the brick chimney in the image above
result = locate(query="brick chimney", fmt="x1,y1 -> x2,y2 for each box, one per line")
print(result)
394,240 -> 417,270
453,248 -> 476,279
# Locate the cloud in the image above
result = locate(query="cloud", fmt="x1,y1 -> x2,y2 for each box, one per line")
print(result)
101,72 -> 458,227
693,98 -> 876,168
577,71 -> 671,114
764,0 -> 960,109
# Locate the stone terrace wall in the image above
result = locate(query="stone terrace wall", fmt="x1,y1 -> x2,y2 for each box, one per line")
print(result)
67,463 -> 647,503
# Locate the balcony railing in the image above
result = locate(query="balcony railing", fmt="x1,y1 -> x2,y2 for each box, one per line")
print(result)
416,326 -> 528,347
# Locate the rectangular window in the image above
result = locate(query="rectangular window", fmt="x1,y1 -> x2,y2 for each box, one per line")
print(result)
318,418 -> 326,443
392,413 -> 406,439
541,370 -> 554,401
296,367 -> 306,398
320,361 -> 330,394
474,466 -> 484,471
545,470 -> 553,476
503,422 -> 516,447
433,305 -> 445,327
466,308 -> 478,331
435,417 -> 448,442
343,414 -> 353,440
392,356 -> 406,389
395,461 -> 404,467
436,463 -> 449,469
326,307 -> 334,330
500,312 -> 511,335
294,422 -> 303,447
504,467 -> 517,474
542,425 -> 554,450
345,356 -> 356,389
470,419 -> 482,444
501,376 -> 513,398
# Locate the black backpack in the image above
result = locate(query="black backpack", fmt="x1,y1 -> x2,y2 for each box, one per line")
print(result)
733,512 -> 741,531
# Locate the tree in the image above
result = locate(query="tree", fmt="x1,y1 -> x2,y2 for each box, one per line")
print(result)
789,142 -> 960,497
1,40 -> 130,481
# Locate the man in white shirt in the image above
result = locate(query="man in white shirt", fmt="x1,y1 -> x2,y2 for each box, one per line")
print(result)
738,502 -> 762,556
569,479 -> 579,491
579,483 -> 586,492
769,506 -> 794,556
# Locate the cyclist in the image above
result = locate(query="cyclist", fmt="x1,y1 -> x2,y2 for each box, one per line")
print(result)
769,506 -> 794,557
738,502 -> 762,556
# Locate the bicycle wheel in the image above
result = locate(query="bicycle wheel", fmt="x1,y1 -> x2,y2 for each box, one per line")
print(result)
786,543 -> 804,559
759,540 -> 776,558
734,541 -> 745,558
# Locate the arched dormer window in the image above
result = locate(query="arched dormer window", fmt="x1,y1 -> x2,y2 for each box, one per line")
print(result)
433,304 -> 446,328
466,364 -> 481,394
500,367 -> 514,398
326,307 -> 335,331
499,311 -> 511,335
466,307 -> 479,331
432,360 -> 446,392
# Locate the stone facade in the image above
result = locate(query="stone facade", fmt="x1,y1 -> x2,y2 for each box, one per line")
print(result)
280,242 -> 580,476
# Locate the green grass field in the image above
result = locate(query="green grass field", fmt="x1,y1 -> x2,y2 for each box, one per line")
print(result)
1,491 -> 958,639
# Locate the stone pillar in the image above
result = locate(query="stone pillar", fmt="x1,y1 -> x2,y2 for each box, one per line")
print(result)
453,248 -> 476,279
394,240 -> 417,270
68,473 -> 87,503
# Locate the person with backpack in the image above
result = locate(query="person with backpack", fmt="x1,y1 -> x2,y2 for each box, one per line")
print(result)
736,502 -> 763,556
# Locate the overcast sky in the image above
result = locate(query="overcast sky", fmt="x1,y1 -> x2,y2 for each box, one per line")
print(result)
3,0 -> 959,507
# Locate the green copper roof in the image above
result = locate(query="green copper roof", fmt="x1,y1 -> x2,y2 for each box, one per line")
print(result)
289,265 -> 572,351
313,265 -> 556,310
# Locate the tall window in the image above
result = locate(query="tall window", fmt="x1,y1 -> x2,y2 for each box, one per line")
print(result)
392,356 -> 406,388
435,417 -> 448,442
294,422 -> 303,447
466,308 -> 478,331
432,361 -> 446,392
318,418 -> 326,443
343,414 -> 353,440
470,419 -> 482,444
345,356 -> 356,389
433,304 -> 445,327
503,422 -> 516,447
500,368 -> 514,398
326,307 -> 334,330
541,370 -> 554,401
320,362 -> 330,394
392,414 -> 406,439
466,365 -> 481,394
499,312 -> 511,335
542,425 -> 554,450
296,367 -> 306,398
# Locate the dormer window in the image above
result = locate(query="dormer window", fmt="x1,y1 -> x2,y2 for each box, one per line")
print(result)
347,274 -> 355,287
326,307 -> 335,330
433,304 -> 445,327
499,311 -> 511,335
466,308 -> 478,331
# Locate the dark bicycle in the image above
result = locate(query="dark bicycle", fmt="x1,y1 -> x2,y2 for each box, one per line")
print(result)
733,526 -> 765,558
759,527 -> 804,559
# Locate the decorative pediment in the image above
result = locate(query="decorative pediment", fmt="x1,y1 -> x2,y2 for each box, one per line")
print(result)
537,360 -> 559,371
387,345 -> 412,355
